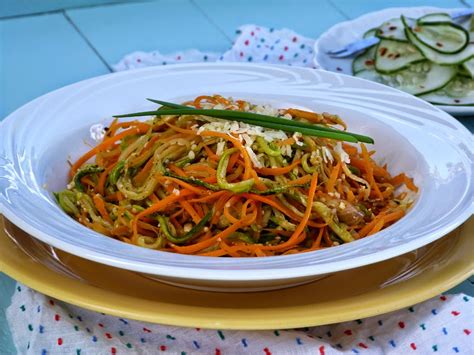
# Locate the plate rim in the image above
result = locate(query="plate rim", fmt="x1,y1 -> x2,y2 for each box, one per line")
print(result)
0,62 -> 473,281
0,215 -> 472,329
313,6 -> 474,116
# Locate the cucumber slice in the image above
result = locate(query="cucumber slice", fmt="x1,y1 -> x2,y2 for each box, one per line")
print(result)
363,28 -> 378,38
354,61 -> 457,95
403,16 -> 474,63
444,75 -> 474,97
419,76 -> 474,105
374,39 -> 424,73
458,64 -> 472,78
417,13 -> 452,24
352,46 -> 376,74
411,22 -> 468,54
462,57 -> 474,78
376,18 -> 410,42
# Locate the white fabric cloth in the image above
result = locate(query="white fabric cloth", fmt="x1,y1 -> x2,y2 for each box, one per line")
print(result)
7,285 -> 473,354
7,24 -> 473,354
114,25 -> 318,71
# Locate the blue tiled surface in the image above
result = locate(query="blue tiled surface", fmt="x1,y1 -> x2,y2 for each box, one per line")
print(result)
194,0 -> 347,38
0,13 -> 109,118
0,0 -> 132,18
67,0 -> 230,65
0,1 -> 472,353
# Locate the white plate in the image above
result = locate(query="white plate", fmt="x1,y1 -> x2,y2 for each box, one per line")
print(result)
0,63 -> 472,291
314,7 -> 474,116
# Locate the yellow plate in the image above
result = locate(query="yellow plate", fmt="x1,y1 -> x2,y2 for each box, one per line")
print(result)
0,216 -> 472,330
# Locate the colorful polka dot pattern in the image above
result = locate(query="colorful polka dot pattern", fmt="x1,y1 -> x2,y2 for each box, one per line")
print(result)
114,25 -> 318,72
5,284 -> 473,354
218,25 -> 317,68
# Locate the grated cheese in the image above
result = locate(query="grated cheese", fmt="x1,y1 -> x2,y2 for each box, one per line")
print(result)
90,123 -> 106,142
334,142 -> 351,164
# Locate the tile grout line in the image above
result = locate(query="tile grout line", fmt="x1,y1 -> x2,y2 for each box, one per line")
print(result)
0,9 -> 62,21
326,0 -> 350,20
0,0 -> 153,21
61,10 -> 114,73
189,0 -> 233,44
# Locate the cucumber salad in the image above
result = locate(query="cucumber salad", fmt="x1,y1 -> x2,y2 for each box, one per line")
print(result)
353,12 -> 474,105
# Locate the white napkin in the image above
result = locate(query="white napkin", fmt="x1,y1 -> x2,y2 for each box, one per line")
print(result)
114,25 -> 318,71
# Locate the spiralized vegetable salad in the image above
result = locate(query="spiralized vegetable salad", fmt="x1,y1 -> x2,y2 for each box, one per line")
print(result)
55,95 -> 417,257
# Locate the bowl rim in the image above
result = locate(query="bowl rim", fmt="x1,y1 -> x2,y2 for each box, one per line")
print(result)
1,62 -> 473,281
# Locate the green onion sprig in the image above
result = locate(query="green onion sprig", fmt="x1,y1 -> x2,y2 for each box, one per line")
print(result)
114,99 -> 374,144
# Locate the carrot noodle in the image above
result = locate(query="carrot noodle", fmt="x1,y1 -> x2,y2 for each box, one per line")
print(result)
326,161 -> 340,193
69,127 -> 142,178
165,122 -> 197,135
391,173 -> 419,192
361,143 -> 383,200
56,95 -> 417,257
255,160 -> 301,176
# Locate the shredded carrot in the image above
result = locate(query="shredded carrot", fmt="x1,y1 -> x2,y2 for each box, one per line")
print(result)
149,193 -> 160,204
311,227 -> 325,249
157,176 -> 209,195
111,225 -> 129,236
286,108 -> 324,123
242,193 -> 301,222
97,162 -> 118,195
80,176 -> 95,188
214,95 -> 230,106
168,164 -> 186,176
236,100 -> 247,111
326,161 -> 341,193
200,131 -> 255,180
108,121 -> 151,137
70,127 -> 142,178
93,194 -> 113,224
184,164 -> 216,176
342,143 -> 358,156
391,173 -> 418,192
188,190 -> 227,203
193,203 -> 205,218
165,122 -> 197,135
288,175 -> 312,185
133,158 -> 155,185
382,209 -> 405,224
211,192 -> 233,224
255,160 -> 301,176
203,144 -> 219,161
262,173 -> 318,251
358,215 -> 383,238
223,198 -> 240,224
347,189 -> 356,203
361,144 -> 383,199
171,213 -> 253,254
368,218 -> 385,236
250,169 -> 267,191
350,157 -> 391,179
179,200 -> 201,224
227,151 -> 240,172
276,137 -> 296,146
193,95 -> 217,108
132,190 -> 194,241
